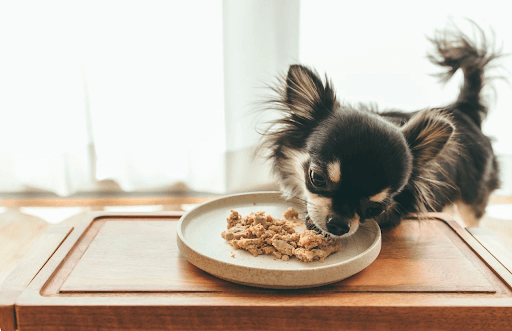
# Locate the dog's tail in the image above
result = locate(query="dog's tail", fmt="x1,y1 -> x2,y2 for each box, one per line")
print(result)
428,22 -> 502,128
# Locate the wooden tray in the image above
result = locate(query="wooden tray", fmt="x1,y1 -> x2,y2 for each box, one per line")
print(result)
1,211 -> 512,330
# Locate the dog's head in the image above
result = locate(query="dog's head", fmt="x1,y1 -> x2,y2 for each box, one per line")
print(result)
263,65 -> 454,238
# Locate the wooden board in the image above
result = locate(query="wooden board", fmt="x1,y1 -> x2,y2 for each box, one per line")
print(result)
59,219 -> 492,293
0,226 -> 72,331
9,212 -> 512,330
60,220 -> 231,292
469,227 -> 512,275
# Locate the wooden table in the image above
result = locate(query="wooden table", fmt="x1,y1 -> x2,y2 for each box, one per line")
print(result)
1,212 -> 512,330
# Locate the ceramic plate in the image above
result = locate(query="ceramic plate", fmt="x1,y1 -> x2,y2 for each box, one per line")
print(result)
177,191 -> 381,289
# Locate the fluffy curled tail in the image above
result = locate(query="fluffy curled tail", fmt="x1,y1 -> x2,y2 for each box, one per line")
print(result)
428,22 -> 502,127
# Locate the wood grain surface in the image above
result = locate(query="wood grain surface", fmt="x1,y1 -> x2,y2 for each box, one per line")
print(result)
0,195 -> 214,207
14,305 -> 512,331
57,218 -> 494,294
11,212 -> 512,330
0,226 -> 72,331
469,227 -> 512,275
0,209 -> 50,284
60,220 -> 234,292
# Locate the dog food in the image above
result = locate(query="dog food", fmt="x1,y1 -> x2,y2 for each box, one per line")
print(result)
221,208 -> 342,262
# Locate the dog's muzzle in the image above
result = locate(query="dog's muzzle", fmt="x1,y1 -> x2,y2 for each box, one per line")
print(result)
326,217 -> 350,236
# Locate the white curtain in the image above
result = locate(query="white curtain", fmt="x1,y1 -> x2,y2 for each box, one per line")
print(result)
1,0 -> 511,196
0,2 -> 93,195
0,0 -> 299,196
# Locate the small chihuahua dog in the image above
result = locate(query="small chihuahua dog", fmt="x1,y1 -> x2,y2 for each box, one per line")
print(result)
260,24 -> 501,238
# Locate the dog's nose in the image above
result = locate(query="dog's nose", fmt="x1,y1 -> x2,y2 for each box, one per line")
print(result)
326,217 -> 350,236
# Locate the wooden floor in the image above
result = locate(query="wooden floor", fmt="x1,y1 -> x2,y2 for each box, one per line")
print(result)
1,195 -> 512,285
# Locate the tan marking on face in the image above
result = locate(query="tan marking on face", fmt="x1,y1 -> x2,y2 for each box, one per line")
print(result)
369,188 -> 391,203
304,191 -> 331,232
327,160 -> 341,183
305,190 -> 362,238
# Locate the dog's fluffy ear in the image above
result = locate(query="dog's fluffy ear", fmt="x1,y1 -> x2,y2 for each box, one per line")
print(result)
401,110 -> 454,167
285,65 -> 337,121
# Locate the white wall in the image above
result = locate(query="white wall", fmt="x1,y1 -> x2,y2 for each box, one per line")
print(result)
300,0 -> 512,155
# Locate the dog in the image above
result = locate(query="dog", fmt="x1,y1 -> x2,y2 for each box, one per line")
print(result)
260,24 -> 501,238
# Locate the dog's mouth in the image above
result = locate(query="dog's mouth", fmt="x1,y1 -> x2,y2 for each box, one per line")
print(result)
305,215 -> 323,233
305,215 -> 341,239
305,215 -> 359,240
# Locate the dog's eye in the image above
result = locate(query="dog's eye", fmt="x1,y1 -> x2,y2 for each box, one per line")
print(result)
309,169 -> 326,187
365,207 -> 385,218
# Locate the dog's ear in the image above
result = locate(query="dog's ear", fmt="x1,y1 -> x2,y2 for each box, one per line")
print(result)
401,110 -> 454,167
285,65 -> 337,120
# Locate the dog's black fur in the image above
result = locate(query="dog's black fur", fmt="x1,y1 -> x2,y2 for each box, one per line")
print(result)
260,24 -> 501,238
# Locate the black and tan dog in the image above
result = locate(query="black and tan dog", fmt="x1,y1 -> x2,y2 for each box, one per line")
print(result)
260,24 -> 501,238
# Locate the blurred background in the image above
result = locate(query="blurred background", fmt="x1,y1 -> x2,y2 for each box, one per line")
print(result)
1,0 -> 512,280
1,0 -> 512,197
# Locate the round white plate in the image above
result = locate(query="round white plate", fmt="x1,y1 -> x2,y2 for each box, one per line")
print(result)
177,191 -> 381,289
